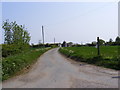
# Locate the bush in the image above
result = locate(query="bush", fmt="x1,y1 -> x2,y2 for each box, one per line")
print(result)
2,44 -> 30,57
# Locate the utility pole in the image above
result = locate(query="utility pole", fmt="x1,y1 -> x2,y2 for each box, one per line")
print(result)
42,26 -> 44,45
54,37 -> 55,44
97,37 -> 100,56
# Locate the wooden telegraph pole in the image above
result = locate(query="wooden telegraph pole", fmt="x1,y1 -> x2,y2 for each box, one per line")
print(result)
54,37 -> 55,44
97,37 -> 100,56
42,26 -> 44,47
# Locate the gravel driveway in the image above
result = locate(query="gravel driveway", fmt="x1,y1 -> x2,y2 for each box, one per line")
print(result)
2,48 -> 119,88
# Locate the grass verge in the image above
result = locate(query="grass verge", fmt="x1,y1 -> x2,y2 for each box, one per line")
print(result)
59,46 -> 120,70
2,47 -> 51,81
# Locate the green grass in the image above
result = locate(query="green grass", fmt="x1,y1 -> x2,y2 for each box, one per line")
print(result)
2,47 -> 51,81
59,46 -> 120,70
100,46 -> 119,59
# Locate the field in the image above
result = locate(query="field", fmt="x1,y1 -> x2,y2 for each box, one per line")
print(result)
2,47 -> 51,81
59,46 -> 120,70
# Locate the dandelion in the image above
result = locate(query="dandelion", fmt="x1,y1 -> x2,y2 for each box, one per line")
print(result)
69,50 -> 74,53
12,63 -> 16,67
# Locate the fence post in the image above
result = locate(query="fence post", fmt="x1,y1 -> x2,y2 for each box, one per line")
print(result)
97,37 -> 100,56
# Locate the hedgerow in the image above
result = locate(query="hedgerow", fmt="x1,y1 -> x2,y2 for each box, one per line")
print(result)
2,48 -> 51,81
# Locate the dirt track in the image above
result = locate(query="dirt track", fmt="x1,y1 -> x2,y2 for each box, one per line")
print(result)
3,48 -> 118,88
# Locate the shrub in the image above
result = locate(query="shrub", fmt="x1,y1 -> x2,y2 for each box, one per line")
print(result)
2,44 -> 30,57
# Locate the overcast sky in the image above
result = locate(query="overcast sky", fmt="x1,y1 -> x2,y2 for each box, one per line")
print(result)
1,2 -> 118,44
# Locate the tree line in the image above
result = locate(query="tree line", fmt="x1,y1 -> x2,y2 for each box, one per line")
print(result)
61,37 -> 120,47
90,37 -> 120,46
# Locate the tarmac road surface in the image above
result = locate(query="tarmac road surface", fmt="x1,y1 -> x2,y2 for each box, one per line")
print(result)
2,48 -> 119,88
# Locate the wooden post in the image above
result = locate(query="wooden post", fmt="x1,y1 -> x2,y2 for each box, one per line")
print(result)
42,26 -> 44,44
42,26 -> 45,47
97,37 -> 100,56
54,37 -> 55,44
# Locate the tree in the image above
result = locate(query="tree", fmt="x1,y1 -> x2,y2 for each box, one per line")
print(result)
115,36 -> 120,45
2,20 -> 30,45
12,24 -> 30,45
2,20 -> 31,57
115,36 -> 120,42
92,41 -> 97,46
2,20 -> 12,44
109,38 -> 113,42
99,39 -> 105,45
106,38 -> 113,46
62,41 -> 67,47
67,42 -> 73,47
